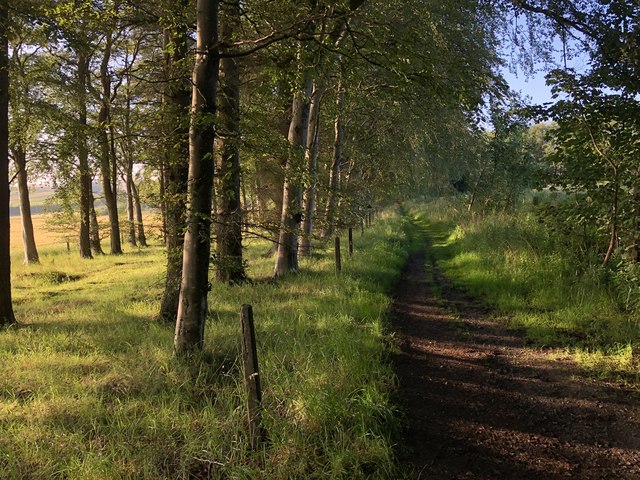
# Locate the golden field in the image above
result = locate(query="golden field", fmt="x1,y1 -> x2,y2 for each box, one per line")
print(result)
9,214 -> 66,253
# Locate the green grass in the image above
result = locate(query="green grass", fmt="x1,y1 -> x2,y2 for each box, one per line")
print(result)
411,199 -> 640,384
1,210 -> 409,479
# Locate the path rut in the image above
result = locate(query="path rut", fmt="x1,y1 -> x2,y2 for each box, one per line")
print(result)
392,243 -> 640,479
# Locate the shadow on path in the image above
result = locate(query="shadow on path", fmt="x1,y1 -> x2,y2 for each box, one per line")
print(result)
392,242 -> 640,479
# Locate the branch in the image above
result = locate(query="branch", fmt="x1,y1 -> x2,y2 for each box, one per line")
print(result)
511,0 -> 596,38
580,114 -> 617,173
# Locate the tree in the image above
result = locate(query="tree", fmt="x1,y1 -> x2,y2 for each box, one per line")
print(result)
298,80 -> 324,256
158,0 -> 190,322
173,0 -> 220,355
273,62 -> 311,277
466,97 -> 545,213
9,35 -> 43,264
322,59 -> 345,238
0,0 -> 15,326
93,0 -> 123,255
540,71 -> 640,265
215,0 -> 246,284
76,47 -> 93,259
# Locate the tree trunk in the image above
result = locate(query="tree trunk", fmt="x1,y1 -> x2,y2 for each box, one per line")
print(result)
323,71 -> 345,238
215,0 -> 246,284
273,75 -> 312,277
159,161 -> 167,244
125,167 -> 136,245
13,145 -> 39,264
119,62 -> 137,247
336,155 -> 355,227
0,2 -> 15,326
159,0 -> 191,322
90,192 -> 104,256
77,51 -> 92,259
174,0 -> 220,355
97,31 -> 122,255
131,179 -> 147,247
603,174 -> 619,265
630,184 -> 640,262
298,82 -> 324,257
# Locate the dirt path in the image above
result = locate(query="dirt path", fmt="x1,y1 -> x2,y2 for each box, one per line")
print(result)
392,242 -> 640,479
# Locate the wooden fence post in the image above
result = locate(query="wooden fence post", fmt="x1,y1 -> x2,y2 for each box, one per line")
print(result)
240,304 -> 264,448
348,227 -> 353,257
334,236 -> 342,276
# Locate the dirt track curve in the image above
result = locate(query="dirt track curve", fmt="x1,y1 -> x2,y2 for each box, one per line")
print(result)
391,242 -> 640,479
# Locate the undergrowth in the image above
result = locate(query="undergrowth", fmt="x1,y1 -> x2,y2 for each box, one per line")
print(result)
412,198 -> 640,385
1,210 -> 409,479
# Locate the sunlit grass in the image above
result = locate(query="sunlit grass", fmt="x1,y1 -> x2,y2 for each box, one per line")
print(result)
2,209 -> 408,479
412,200 -> 640,385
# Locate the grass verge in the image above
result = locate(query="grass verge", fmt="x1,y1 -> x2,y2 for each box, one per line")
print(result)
411,199 -> 640,385
2,209 -> 409,479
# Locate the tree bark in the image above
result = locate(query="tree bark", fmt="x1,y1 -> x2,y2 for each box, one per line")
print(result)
323,71 -> 345,238
120,68 -> 137,247
174,0 -> 220,355
159,160 -> 167,245
77,51 -> 92,259
159,0 -> 191,322
12,145 -> 39,263
215,0 -> 246,284
131,179 -> 147,247
90,193 -> 104,256
125,167 -> 136,245
97,30 -> 122,255
0,1 -> 15,326
273,75 -> 312,277
298,82 -> 324,257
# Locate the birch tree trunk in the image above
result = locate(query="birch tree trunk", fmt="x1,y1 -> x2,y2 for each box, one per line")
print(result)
0,0 -> 15,326
174,0 -> 220,355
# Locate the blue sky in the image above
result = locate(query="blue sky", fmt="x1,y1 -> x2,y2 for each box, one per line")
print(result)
502,68 -> 554,105
500,35 -> 591,106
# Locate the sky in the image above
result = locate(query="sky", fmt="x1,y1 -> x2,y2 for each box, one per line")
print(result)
500,35 -> 591,106
502,68 -> 555,105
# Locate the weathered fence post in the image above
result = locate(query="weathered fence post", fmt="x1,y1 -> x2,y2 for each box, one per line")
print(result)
240,304 -> 264,448
348,227 -> 353,257
334,236 -> 342,277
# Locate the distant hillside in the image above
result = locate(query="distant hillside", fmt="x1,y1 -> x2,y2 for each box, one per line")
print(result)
9,183 -> 108,216
9,184 -> 56,216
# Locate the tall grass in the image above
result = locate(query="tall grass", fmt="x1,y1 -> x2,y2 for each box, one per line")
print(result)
1,210 -> 409,479
413,199 -> 640,383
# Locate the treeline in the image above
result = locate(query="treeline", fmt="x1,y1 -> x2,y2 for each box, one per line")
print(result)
0,0 -> 503,344
450,1 -> 640,286
2,0 -> 638,340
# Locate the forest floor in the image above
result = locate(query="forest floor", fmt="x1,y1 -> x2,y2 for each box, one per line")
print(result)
391,232 -> 640,479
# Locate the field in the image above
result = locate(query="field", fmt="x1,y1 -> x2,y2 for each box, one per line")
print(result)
7,200 -> 640,479
10,215 -> 65,253
2,210 -> 409,479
